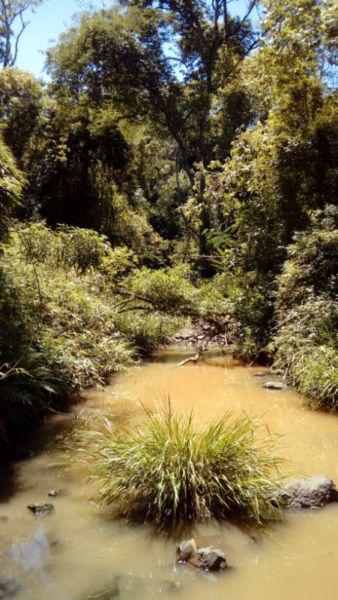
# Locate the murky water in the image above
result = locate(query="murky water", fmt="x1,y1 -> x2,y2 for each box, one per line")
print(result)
1,350 -> 338,600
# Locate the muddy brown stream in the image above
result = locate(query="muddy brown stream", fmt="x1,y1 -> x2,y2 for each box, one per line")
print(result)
1,350 -> 338,599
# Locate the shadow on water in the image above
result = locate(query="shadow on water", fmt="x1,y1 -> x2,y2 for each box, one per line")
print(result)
0,463 -> 17,503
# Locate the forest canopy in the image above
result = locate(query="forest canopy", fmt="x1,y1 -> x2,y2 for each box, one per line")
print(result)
0,0 -> 337,447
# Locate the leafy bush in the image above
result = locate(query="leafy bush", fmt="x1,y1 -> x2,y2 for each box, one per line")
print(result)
115,312 -> 182,355
0,350 -> 65,442
1,226 -> 135,390
80,407 -> 283,528
277,206 -> 338,312
274,207 -> 338,409
274,298 -> 338,409
124,264 -> 200,316
0,135 -> 24,240
1,223 -> 186,402
101,246 -> 138,281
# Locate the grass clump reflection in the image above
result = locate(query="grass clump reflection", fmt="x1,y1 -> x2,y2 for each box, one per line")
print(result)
80,405 -> 284,528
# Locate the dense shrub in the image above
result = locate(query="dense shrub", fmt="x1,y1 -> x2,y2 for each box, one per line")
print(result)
124,264 -> 200,316
115,312 -> 182,355
0,135 -> 24,239
0,224 -> 188,413
274,298 -> 338,409
274,207 -> 338,409
79,407 -> 283,527
276,206 -> 337,311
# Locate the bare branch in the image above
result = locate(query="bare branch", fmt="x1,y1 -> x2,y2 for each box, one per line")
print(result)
12,10 -> 29,65
237,0 -> 258,32
0,0 -> 42,66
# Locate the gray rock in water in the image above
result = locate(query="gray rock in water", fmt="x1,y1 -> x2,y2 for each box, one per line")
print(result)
263,381 -> 288,391
281,476 -> 338,510
177,538 -> 227,572
196,547 -> 227,571
177,538 -> 197,562
27,503 -> 54,517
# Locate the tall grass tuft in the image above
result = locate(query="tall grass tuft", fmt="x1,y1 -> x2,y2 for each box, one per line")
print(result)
79,406 -> 284,527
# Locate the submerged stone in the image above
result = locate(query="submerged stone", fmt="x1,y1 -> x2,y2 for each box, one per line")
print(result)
159,580 -> 181,593
83,575 -> 146,600
177,538 -> 227,572
85,586 -> 119,600
27,503 -> 54,517
263,381 -> 288,391
281,476 -> 338,510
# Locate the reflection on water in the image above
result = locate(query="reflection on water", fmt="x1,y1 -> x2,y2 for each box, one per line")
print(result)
1,351 -> 338,599
9,525 -> 49,571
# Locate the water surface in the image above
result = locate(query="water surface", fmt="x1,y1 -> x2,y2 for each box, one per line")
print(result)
1,351 -> 338,599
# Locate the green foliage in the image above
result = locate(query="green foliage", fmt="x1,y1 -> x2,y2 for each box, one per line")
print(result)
276,206 -> 338,312
0,350 -> 65,440
79,406 -> 283,527
116,312 -> 181,355
101,246 -> 138,281
124,264 -> 200,316
1,224 -> 135,390
274,299 -> 338,410
0,134 -> 24,240
0,222 -> 187,426
0,0 -> 336,434
274,207 -> 338,409
0,68 -> 42,162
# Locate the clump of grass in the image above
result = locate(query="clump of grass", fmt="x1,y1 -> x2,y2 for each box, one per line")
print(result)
80,406 -> 284,528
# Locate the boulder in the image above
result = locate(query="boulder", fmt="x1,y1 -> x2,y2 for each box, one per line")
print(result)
263,381 -> 288,391
177,538 -> 227,572
281,476 -> 338,510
